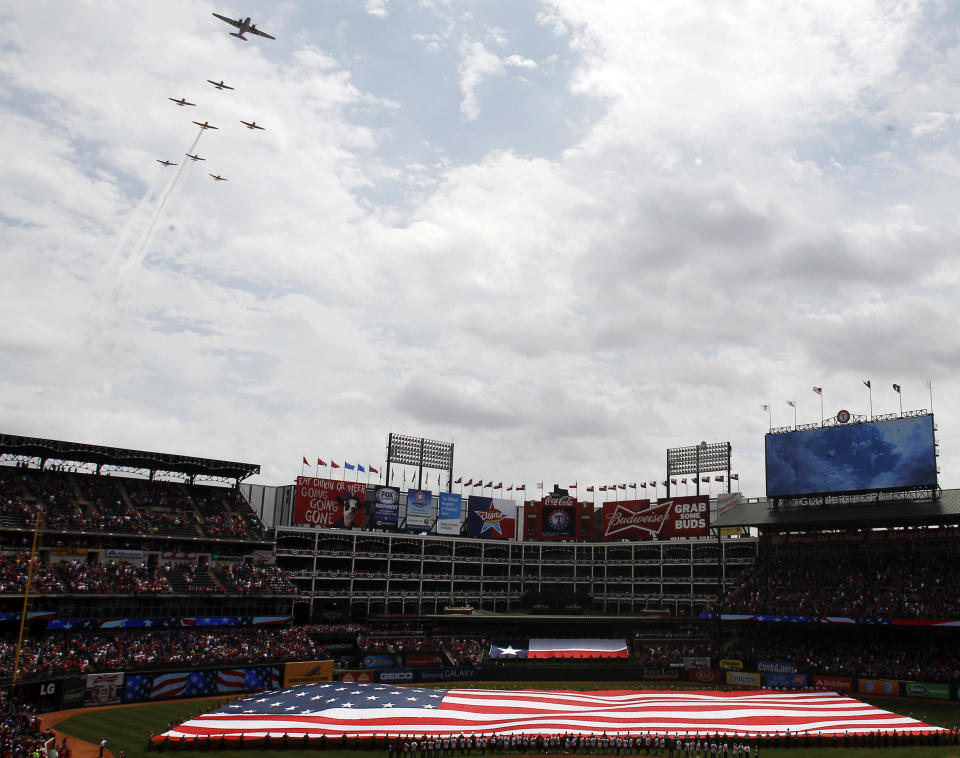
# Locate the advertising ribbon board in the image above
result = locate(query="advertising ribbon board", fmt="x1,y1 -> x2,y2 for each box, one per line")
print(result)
813,675 -> 853,692
601,496 -> 709,540
858,679 -> 901,696
406,489 -> 432,533
905,682 -> 949,700
372,486 -> 400,530
85,672 -> 123,706
540,496 -> 576,538
283,660 -> 334,687
726,671 -> 762,687
293,477 -> 367,528
765,672 -> 808,689
466,496 -> 517,539
436,492 -> 462,535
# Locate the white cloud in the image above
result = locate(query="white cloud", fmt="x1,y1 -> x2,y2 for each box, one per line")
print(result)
2,0 -> 960,497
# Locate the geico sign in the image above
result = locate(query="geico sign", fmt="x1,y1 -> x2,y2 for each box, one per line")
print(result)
379,671 -> 414,682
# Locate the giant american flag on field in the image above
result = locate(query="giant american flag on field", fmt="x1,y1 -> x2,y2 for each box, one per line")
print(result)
160,682 -> 947,740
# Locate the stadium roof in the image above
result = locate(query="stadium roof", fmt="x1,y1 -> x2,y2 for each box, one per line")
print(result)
0,433 -> 260,484
713,489 -> 960,533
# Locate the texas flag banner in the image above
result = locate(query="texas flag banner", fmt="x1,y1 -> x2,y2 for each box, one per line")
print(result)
527,638 -> 628,660
160,682 -> 948,740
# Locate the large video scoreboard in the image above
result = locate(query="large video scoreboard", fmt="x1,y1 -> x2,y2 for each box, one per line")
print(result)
765,415 -> 936,501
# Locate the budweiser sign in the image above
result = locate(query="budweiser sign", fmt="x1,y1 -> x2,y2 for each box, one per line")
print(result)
601,496 -> 710,541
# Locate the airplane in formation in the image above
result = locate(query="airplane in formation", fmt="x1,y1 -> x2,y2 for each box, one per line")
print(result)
207,80 -> 234,91
209,174 -> 228,182
168,97 -> 196,107
156,159 -> 177,166
193,121 -> 219,130
212,13 -> 275,40
240,120 -> 265,130
185,153 -> 206,162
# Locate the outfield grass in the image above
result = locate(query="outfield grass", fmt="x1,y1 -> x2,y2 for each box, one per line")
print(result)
52,684 -> 960,758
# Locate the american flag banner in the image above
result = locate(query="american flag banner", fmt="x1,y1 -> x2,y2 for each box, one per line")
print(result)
160,682 -> 947,740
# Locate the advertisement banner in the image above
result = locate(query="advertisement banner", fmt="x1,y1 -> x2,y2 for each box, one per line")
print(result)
726,671 -> 762,687
416,667 -> 478,683
905,682 -> 950,700
405,653 -> 444,668
293,476 -> 367,528
363,654 -> 400,669
105,549 -> 145,559
758,660 -> 798,674
466,496 -> 517,539
716,492 -> 743,516
600,496 -> 709,540
719,659 -> 744,671
84,672 -> 123,706
377,669 -> 416,684
858,679 -> 901,696
540,500 -> 576,538
283,660 -> 335,687
765,672 -> 808,689
62,676 -> 85,709
338,671 -> 373,682
682,656 -> 711,669
53,547 -> 88,556
372,486 -> 400,529
406,489 -> 433,533
643,668 -> 681,681
813,675 -> 854,692
689,669 -> 723,684
436,492 -> 462,535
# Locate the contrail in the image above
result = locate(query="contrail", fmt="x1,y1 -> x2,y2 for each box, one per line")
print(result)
113,129 -> 205,303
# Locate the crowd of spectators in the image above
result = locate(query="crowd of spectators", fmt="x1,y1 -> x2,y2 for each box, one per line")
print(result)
0,690 -> 58,757
0,554 -> 297,595
0,626 -> 336,679
0,466 -> 266,542
720,531 -> 960,620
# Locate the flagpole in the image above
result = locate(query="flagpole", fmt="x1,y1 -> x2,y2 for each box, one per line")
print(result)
866,382 -> 873,420
767,405 -> 771,430
928,380 -> 934,413
819,392 -> 824,425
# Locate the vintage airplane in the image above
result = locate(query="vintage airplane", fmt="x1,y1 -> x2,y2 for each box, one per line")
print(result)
240,120 -> 265,130
212,13 -> 275,41
193,121 -> 219,130
185,153 -> 206,162
156,159 -> 177,166
207,80 -> 234,91
209,174 -> 228,182
168,97 -> 196,107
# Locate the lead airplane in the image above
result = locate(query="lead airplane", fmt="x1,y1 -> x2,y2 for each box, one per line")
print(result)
168,97 -> 196,107
207,80 -> 234,91
193,121 -> 219,130
212,13 -> 275,40
209,174 -> 228,181
185,153 -> 206,162
240,120 -> 265,130
156,159 -> 177,166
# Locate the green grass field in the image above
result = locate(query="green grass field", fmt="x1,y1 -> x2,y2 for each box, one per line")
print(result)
52,684 -> 960,758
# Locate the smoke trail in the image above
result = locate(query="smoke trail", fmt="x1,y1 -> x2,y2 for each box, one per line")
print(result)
113,129 -> 205,303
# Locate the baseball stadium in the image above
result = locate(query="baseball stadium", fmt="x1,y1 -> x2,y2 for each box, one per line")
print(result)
2,413 -> 960,758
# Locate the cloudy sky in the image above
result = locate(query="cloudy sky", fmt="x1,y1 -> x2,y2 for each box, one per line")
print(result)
2,0 -> 958,497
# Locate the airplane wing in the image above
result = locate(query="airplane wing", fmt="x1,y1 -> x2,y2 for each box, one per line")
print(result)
249,27 -> 276,40
212,13 -> 243,29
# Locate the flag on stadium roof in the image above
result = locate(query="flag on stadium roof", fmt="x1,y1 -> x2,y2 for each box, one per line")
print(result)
160,682 -> 949,740
586,486 -> 594,492
455,477 -> 462,484
629,483 -> 636,489
317,458 -> 326,466
863,379 -> 871,388
463,479 -> 472,486
302,457 -> 309,466
893,383 -> 901,393
715,475 -> 724,482
517,484 -> 526,490
370,466 -> 379,474
812,386 -> 822,395
331,461 -> 340,469
358,464 -> 365,473
786,400 -> 795,407
730,473 -> 739,480
344,462 -> 355,470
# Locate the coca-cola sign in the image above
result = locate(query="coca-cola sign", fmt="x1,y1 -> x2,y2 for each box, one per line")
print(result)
601,496 -> 710,540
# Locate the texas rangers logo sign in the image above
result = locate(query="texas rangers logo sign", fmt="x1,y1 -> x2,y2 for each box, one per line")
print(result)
601,496 -> 709,540
467,495 -> 516,539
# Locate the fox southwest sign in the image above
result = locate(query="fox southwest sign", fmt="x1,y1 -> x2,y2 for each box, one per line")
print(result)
601,496 -> 709,540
